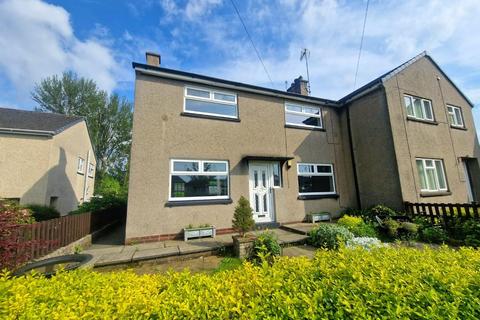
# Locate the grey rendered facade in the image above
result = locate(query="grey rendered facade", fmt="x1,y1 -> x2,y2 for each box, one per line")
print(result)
126,52 -> 480,243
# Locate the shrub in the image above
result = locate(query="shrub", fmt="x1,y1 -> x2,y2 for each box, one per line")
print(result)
399,222 -> 419,240
308,224 -> 353,249
420,225 -> 448,244
346,237 -> 385,249
71,194 -> 126,215
249,231 -> 281,265
370,204 -> 397,218
232,196 -> 255,237
455,220 -> 480,247
337,215 -> 377,237
26,204 -> 60,221
383,219 -> 401,238
0,199 -> 36,270
2,246 -> 480,319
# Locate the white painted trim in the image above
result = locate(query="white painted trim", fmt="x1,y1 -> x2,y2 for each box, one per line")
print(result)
404,94 -> 435,121
297,163 -> 336,195
446,105 -> 464,127
183,85 -> 238,119
168,159 -> 230,202
416,158 -> 448,192
284,102 -> 323,129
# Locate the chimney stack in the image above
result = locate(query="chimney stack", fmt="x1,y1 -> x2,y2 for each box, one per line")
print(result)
146,52 -> 161,67
287,76 -> 309,96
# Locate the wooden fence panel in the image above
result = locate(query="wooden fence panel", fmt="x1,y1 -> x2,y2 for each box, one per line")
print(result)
11,209 -> 124,267
404,202 -> 480,224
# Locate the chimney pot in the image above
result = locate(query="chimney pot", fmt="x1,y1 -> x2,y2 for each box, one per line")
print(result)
287,76 -> 310,96
146,52 -> 161,67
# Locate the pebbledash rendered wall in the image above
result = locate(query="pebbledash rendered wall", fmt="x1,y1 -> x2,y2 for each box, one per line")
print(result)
125,73 -> 357,243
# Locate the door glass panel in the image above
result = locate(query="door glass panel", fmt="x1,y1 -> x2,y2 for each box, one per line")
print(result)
262,171 -> 266,187
254,195 -> 259,212
263,194 -> 267,212
273,163 -> 281,187
254,171 -> 258,187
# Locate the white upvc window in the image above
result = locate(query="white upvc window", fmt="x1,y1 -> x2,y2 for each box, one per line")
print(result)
77,157 -> 85,174
272,162 -> 282,188
88,163 -> 95,178
416,158 -> 448,192
297,163 -> 336,195
404,95 -> 434,121
285,103 -> 322,129
184,86 -> 238,118
169,159 -> 229,201
447,105 -> 464,127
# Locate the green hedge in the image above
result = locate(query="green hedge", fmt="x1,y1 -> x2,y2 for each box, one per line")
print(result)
3,246 -> 479,319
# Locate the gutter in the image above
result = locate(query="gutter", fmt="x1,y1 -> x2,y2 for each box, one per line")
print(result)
134,66 -> 340,108
340,82 -> 382,105
0,127 -> 54,137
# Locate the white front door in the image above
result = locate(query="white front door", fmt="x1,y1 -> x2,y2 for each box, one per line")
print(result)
248,162 -> 274,223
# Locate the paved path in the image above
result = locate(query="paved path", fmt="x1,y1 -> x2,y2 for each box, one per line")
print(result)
84,228 -> 308,268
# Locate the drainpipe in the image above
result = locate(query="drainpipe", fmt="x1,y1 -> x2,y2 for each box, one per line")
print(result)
346,106 -> 362,209
82,150 -> 90,202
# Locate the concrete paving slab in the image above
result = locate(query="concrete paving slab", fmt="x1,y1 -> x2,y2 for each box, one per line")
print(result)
133,241 -> 166,251
282,245 -> 317,258
95,247 -> 136,267
83,246 -> 125,256
132,246 -> 180,262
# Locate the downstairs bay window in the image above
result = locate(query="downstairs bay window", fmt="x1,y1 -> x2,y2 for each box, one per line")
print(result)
169,159 -> 229,201
416,158 -> 447,192
297,163 -> 336,195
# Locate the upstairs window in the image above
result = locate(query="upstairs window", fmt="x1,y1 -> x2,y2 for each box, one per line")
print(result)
416,158 -> 447,192
88,163 -> 95,178
447,105 -> 464,128
297,163 -> 335,195
170,159 -> 229,201
184,86 -> 238,118
285,103 -> 322,129
77,157 -> 85,174
404,95 -> 434,121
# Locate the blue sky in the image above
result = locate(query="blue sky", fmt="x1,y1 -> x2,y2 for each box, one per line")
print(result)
0,0 -> 479,133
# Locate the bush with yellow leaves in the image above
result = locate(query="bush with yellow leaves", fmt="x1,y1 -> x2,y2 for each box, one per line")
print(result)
1,246 -> 480,319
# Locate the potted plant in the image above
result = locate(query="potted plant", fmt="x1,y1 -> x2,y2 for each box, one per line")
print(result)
232,196 -> 256,258
183,223 -> 216,241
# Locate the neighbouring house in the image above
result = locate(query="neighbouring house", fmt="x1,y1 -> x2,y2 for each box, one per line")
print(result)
125,51 -> 480,243
0,108 -> 96,215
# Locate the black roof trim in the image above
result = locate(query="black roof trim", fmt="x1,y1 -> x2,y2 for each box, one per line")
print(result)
132,62 -> 340,106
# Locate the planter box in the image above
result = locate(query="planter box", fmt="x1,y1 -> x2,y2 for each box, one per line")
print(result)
232,235 -> 256,259
309,212 -> 331,223
184,226 -> 216,241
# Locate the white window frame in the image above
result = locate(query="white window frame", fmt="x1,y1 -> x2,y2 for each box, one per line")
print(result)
446,105 -> 464,128
169,159 -> 230,201
272,162 -> 282,188
184,86 -> 238,119
77,157 -> 85,174
297,163 -> 336,196
88,163 -> 95,178
404,95 -> 434,121
416,158 -> 448,192
285,103 -> 323,129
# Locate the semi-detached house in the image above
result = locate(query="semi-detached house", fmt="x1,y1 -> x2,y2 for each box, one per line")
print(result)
125,51 -> 480,243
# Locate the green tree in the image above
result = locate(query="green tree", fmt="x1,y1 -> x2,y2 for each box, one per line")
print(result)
31,72 -> 133,185
232,196 -> 255,237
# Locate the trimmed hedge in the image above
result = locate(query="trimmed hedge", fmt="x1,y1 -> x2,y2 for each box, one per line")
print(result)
3,246 -> 479,319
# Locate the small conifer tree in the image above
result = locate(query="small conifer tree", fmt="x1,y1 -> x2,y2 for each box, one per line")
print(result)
232,196 -> 255,237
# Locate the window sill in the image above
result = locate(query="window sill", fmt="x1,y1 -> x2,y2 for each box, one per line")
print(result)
298,194 -> 339,200
406,117 -> 438,125
450,125 -> 467,131
180,112 -> 240,122
420,191 -> 452,198
285,124 -> 325,131
165,198 -> 233,207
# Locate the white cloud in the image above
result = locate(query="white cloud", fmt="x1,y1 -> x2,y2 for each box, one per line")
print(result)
185,0 -> 222,20
0,0 -> 117,103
